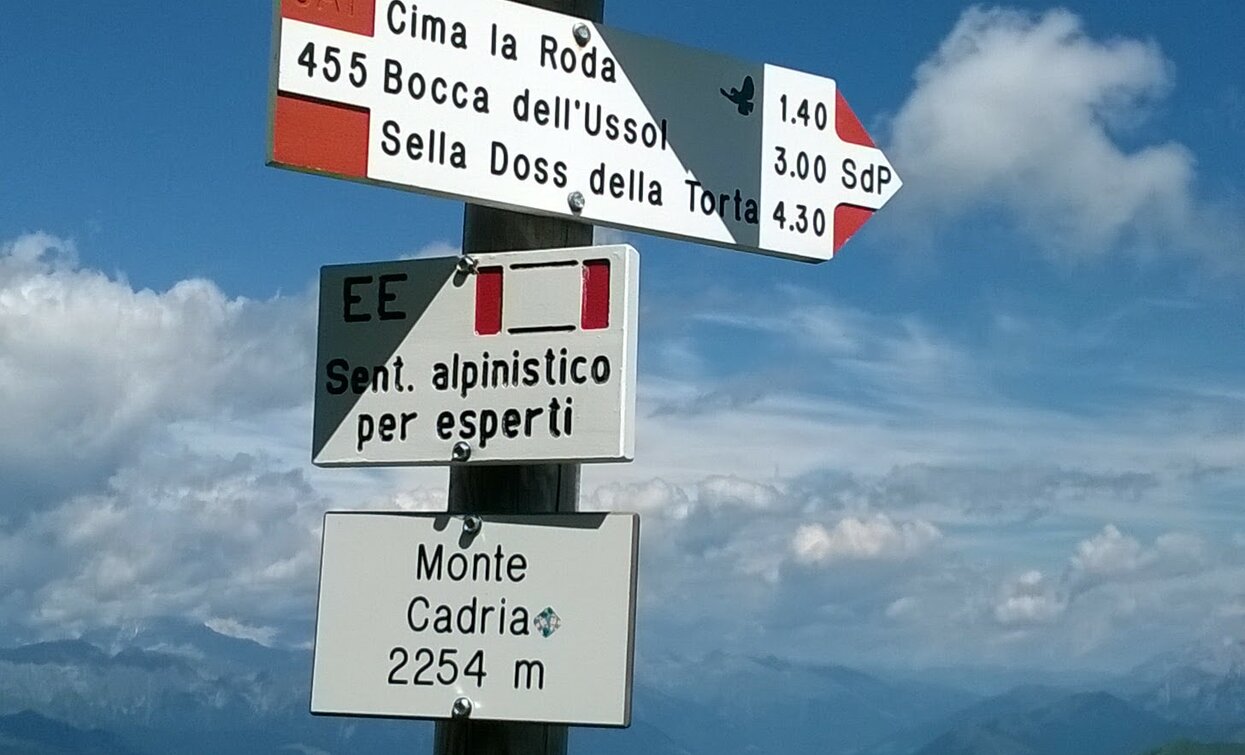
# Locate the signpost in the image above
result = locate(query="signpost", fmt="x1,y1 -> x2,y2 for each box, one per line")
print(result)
313,245 -> 639,466
311,512 -> 639,726
269,0 -> 901,262
274,0 -> 905,751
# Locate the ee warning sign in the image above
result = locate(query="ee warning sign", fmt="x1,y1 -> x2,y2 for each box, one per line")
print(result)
313,245 -> 639,466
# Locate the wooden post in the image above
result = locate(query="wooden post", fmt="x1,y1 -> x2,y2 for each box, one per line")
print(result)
435,4 -> 603,755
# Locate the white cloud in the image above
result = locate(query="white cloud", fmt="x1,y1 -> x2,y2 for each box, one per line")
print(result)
588,478 -> 692,519
1070,525 -> 1208,586
888,7 -> 1241,262
886,596 -> 919,619
6,449 -> 326,636
0,233 -> 313,509
994,570 -> 1067,626
204,617 -> 279,647
1072,525 -> 1146,577
696,476 -> 783,510
791,514 -> 941,565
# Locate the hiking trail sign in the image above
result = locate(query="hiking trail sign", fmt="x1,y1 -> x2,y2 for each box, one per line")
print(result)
313,245 -> 639,466
311,511 -> 639,726
268,0 -> 902,262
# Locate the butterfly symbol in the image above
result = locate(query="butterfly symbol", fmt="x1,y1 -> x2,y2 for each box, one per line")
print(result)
721,75 -> 756,116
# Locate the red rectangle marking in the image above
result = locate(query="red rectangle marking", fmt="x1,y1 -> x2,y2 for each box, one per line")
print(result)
475,267 -> 504,336
272,94 -> 370,179
281,0 -> 375,37
581,260 -> 611,331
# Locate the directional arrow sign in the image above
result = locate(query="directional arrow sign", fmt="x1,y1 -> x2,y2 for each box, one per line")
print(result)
311,512 -> 639,727
268,0 -> 901,262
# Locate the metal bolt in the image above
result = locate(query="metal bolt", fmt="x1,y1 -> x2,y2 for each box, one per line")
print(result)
456,255 -> 478,275
463,515 -> 482,535
452,441 -> 472,462
573,23 -> 592,46
567,191 -> 586,214
451,697 -> 473,718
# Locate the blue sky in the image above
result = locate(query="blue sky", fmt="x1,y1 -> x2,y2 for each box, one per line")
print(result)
1,0 -> 1243,678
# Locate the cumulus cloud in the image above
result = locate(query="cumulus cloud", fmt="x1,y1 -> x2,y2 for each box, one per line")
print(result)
888,7 -> 1241,262
696,476 -> 783,510
992,524 -> 1215,635
994,570 -> 1067,626
1,449 -> 326,637
588,478 -> 692,519
1070,524 -> 1207,587
0,233 -> 313,510
791,514 -> 941,565
1072,524 -> 1147,577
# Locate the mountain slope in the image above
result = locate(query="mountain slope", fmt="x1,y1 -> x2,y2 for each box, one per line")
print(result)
860,684 -> 1073,754
1141,744 -> 1245,755
1121,641 -> 1245,740
643,652 -> 978,755
0,710 -> 140,755
914,691 -> 1187,755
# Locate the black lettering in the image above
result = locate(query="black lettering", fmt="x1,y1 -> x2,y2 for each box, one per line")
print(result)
503,409 -> 521,438
416,544 -> 443,580
407,596 -> 430,631
842,158 -> 858,190
421,14 -> 446,45
381,120 -> 401,154
523,358 -> 540,385
343,276 -> 372,322
524,406 -> 543,436
384,59 -> 402,94
378,273 -> 407,320
325,359 -> 349,394
436,410 -> 454,440
386,0 -> 406,35
591,356 -> 610,384
446,552 -> 468,581
459,410 -> 477,439
507,554 -> 527,582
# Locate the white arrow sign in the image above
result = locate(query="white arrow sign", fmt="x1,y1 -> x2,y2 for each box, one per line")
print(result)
268,0 -> 902,262
311,512 -> 639,727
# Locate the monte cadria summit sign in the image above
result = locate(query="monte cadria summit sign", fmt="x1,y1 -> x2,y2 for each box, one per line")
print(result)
269,0 -> 902,261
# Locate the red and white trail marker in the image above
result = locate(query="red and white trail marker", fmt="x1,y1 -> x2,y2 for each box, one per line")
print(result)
268,0 -> 901,262
313,245 -> 639,467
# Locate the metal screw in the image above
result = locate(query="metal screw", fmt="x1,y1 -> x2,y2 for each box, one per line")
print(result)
463,515 -> 482,535
573,23 -> 592,46
456,255 -> 478,275
452,441 -> 472,462
567,191 -> 586,214
451,697 -> 473,718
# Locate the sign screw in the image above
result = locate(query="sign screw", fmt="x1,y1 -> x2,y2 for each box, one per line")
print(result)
456,255 -> 478,275
573,23 -> 592,46
451,697 -> 473,718
567,191 -> 587,214
463,515 -> 482,535
452,442 -> 472,462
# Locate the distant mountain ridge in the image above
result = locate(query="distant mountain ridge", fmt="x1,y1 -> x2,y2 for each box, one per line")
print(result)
912,690 -> 1188,755
0,621 -> 1243,755
1121,642 -> 1245,741
0,710 -> 140,755
1142,744 -> 1245,755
